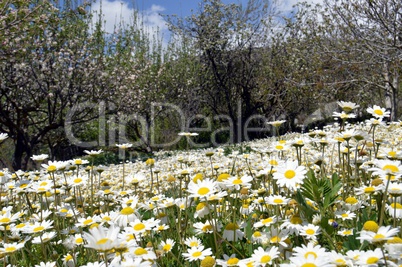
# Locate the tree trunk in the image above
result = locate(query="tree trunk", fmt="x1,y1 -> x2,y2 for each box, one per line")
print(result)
12,133 -> 25,171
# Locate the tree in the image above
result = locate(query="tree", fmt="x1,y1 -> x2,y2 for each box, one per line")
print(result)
167,0 -> 281,143
0,0 -> 112,170
321,0 -> 402,119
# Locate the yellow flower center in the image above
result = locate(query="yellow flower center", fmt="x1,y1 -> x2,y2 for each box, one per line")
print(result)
233,179 -> 242,185
227,258 -> 239,265
0,218 -> 10,224
133,223 -> 145,231
373,234 -> 385,240
134,247 -> 147,255
270,236 -> 280,243
163,244 -> 172,251
269,159 -> 278,166
33,226 -> 45,232
225,223 -> 239,230
290,215 -> 302,224
382,164 -> 399,173
202,224 -> 213,232
363,221 -> 379,232
301,264 -> 317,267
196,202 -> 206,211
198,187 -> 210,195
65,254 -> 73,261
5,246 -> 16,253
305,252 -> 318,259
76,237 -> 83,244
273,198 -> 284,204
74,178 -> 82,184
366,257 -> 378,264
83,219 -> 93,225
390,203 -> 402,209
345,197 -> 358,204
305,229 -> 315,235
364,187 -> 375,193
253,231 -> 262,237
284,170 -> 296,179
190,241 -> 199,247
120,207 -> 134,215
201,256 -> 216,267
217,173 -> 230,182
192,251 -> 202,257
262,218 -> 273,224
343,230 -> 352,235
388,151 -> 397,158
374,109 -> 383,116
47,165 -> 57,172
260,255 -> 271,264
96,238 -> 110,245
335,259 -> 346,265
275,145 -> 284,150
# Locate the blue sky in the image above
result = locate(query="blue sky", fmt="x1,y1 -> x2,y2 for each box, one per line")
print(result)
91,0 -> 323,39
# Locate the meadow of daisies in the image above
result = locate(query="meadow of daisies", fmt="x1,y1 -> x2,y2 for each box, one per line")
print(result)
0,102 -> 402,267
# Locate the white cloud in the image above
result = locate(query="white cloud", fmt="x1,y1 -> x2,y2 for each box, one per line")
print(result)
277,0 -> 324,13
90,0 -> 168,37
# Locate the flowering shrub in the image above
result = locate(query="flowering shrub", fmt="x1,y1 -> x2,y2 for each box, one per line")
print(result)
0,102 -> 401,266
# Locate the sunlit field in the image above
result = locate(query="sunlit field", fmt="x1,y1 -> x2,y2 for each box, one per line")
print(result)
0,102 -> 402,267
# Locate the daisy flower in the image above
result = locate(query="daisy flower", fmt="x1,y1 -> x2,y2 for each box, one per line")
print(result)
280,214 -> 305,235
300,224 -> 321,241
253,216 -> 277,228
222,175 -> 253,190
116,143 -> 133,149
80,262 -> 106,267
222,222 -> 244,242
358,225 -> 399,244
182,245 -> 212,262
283,254 -> 333,267
388,182 -> 402,196
367,105 -> 390,119
187,178 -> 219,199
273,160 -> 307,191
195,202 -> 210,219
127,218 -> 159,237
160,238 -> 175,253
84,149 -> 103,156
328,250 -> 352,266
83,225 -> 120,252
34,262 -> 57,267
23,220 -> 54,234
370,159 -> 402,178
31,154 -> 49,161
265,194 -> 290,206
113,204 -> 139,228
193,220 -> 221,235
250,246 -> 280,266
333,111 -> 356,120
267,227 -> 289,247
356,248 -> 384,266
184,236 -> 203,248
0,241 -> 26,255
335,210 -> 356,221
216,254 -> 241,267
267,120 -> 286,127
337,101 -> 360,113
337,228 -> 354,237
32,231 -> 57,244
250,231 -> 268,244
292,242 -> 327,261
387,202 -> 402,218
